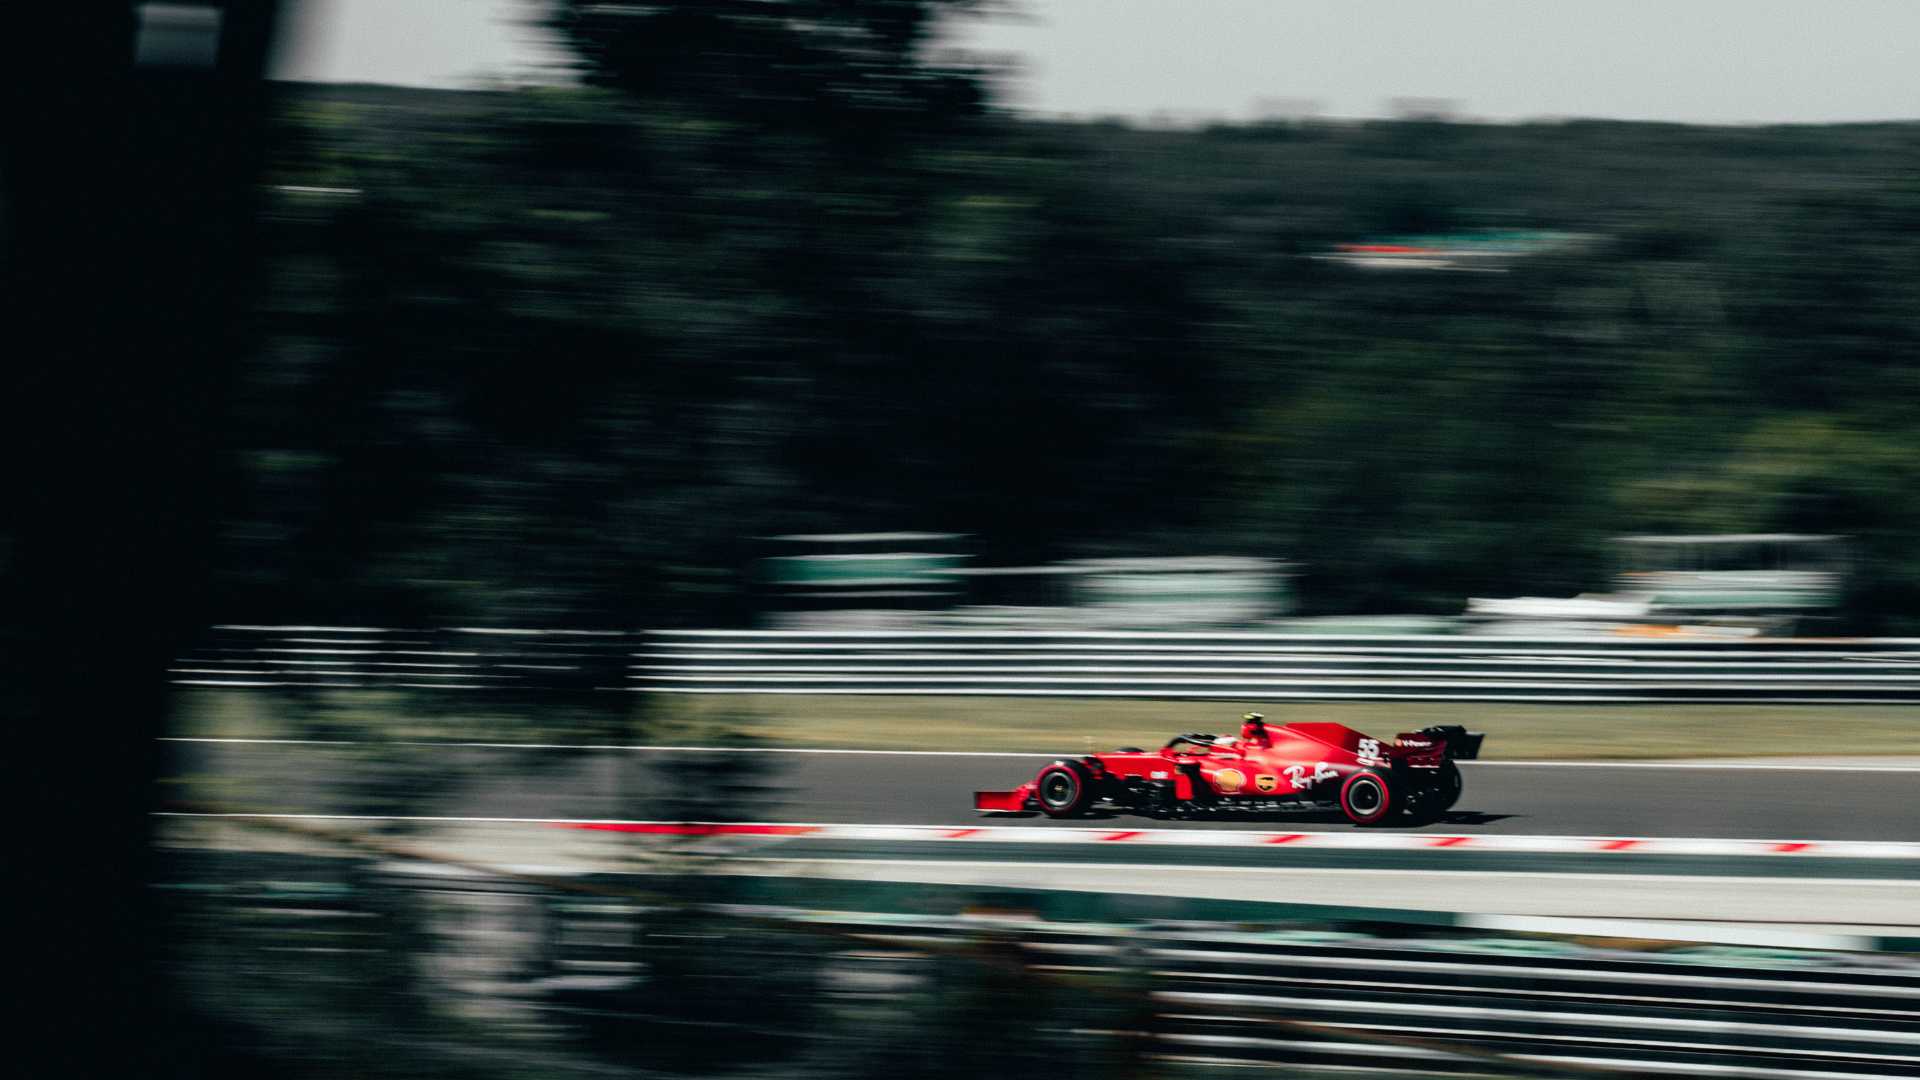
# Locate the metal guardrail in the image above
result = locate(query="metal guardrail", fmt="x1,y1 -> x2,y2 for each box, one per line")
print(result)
180,853 -> 1920,1079
170,624 -> 633,693
639,630 -> 1920,702
172,625 -> 1920,702
842,916 -> 1920,1078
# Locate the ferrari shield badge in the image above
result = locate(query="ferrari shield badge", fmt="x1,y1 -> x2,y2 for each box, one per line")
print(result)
1254,774 -> 1279,793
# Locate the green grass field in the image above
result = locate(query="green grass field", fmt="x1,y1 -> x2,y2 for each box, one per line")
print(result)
176,689 -> 1920,761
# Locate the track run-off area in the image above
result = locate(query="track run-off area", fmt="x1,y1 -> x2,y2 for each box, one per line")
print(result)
160,740 -> 1920,929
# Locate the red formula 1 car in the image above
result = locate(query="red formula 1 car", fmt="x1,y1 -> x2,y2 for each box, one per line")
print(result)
974,713 -> 1483,826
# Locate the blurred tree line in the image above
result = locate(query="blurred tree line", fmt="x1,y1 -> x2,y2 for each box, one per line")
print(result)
225,0 -> 1920,632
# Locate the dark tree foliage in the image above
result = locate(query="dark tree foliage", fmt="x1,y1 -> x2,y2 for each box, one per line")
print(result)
548,0 -> 989,140
234,81 -> 1920,631
215,12 -> 1920,635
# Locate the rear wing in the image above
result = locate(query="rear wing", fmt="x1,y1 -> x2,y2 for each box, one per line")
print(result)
1396,725 -> 1484,761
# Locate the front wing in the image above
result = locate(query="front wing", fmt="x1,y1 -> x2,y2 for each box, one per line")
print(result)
973,788 -> 1031,813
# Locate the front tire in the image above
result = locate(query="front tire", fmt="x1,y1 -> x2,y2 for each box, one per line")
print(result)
1035,762 -> 1095,818
1338,770 -> 1394,826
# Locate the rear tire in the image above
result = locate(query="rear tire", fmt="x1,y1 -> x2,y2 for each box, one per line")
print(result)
1035,762 -> 1095,818
1432,761 -> 1462,812
1399,763 -> 1461,826
1338,770 -> 1394,826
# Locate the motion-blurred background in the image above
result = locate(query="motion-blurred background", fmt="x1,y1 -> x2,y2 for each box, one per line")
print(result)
7,2 -> 1920,1078
223,4 -> 1920,634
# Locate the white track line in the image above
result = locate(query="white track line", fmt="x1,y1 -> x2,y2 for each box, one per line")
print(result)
739,859 -> 1920,886
650,631 -> 1920,643
153,813 -> 1920,858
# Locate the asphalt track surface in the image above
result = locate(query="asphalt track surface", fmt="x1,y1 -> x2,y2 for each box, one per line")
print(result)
166,741 -> 1920,842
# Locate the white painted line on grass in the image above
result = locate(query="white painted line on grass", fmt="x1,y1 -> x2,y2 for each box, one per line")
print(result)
1466,760 -> 1920,772
161,737 -> 1047,757
1456,914 -> 1881,951
159,737 -> 1920,770
158,812 -> 605,824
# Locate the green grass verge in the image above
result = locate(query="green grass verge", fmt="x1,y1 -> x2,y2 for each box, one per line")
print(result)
658,695 -> 1920,759
175,689 -> 1920,761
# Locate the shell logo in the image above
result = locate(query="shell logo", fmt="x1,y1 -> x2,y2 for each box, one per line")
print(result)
1214,768 -> 1247,793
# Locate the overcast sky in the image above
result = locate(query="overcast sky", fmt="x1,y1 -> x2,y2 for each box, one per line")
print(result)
273,0 -> 1920,124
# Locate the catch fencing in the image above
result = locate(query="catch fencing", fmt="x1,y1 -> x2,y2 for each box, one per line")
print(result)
175,625 -> 1920,702
177,851 -> 1920,1079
